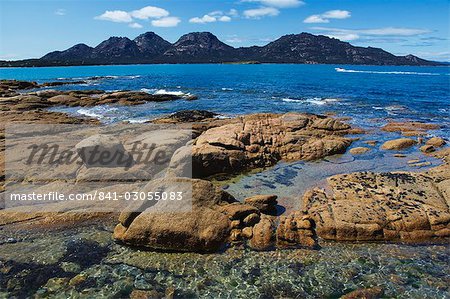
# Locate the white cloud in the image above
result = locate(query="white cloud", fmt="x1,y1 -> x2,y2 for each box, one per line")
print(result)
55,9 -> 66,16
209,11 -> 224,16
190,15 -> 217,24
95,10 -> 133,23
243,0 -> 304,8
358,27 -> 430,36
414,51 -> 450,62
219,16 -> 232,22
304,15 -> 328,24
226,37 -> 244,43
311,26 -> 433,43
322,10 -> 351,19
228,9 -> 239,17
189,10 -> 235,24
244,7 -> 279,19
151,16 -> 181,27
129,22 -> 143,29
325,33 -> 359,41
0,54 -> 18,60
130,6 -> 169,20
304,10 -> 351,23
95,6 -> 180,27
312,27 -> 431,37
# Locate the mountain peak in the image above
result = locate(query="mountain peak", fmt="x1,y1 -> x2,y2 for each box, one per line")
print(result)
403,54 -> 430,64
164,32 -> 234,62
91,36 -> 140,61
175,32 -> 224,45
41,43 -> 93,61
135,31 -> 158,37
95,36 -> 132,47
134,32 -> 171,57
15,31 -> 442,66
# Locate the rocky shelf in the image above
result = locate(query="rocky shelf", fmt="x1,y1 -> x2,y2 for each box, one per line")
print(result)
0,80 -> 448,253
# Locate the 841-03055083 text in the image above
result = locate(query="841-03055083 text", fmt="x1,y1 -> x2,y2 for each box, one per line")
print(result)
9,191 -> 185,201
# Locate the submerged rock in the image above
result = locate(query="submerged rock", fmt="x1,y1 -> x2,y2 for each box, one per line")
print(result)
420,144 -> 435,153
349,147 -> 370,155
380,138 -> 417,150
0,80 -> 39,97
341,287 -> 384,299
153,110 -> 218,123
363,140 -> 378,146
426,137 -> 446,148
382,121 -> 440,136
0,87 -> 197,112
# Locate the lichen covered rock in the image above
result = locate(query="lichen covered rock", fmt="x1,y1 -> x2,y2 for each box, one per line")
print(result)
302,166 -> 450,242
193,113 -> 354,177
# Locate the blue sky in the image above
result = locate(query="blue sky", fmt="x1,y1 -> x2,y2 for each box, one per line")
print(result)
1,0 -> 449,61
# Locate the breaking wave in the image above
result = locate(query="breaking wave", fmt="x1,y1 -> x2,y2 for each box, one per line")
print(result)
281,98 -> 302,103
77,108 -> 104,119
77,106 -> 119,119
281,97 -> 339,105
154,89 -> 187,96
335,68 -> 439,76
126,119 -> 148,124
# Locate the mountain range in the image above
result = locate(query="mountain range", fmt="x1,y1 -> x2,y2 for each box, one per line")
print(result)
0,32 -> 441,67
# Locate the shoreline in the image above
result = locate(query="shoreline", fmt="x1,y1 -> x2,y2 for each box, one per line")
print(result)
1,62 -> 449,70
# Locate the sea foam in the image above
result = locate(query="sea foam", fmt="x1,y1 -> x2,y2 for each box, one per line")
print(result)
77,108 -> 104,119
281,97 -> 339,105
335,68 -> 439,76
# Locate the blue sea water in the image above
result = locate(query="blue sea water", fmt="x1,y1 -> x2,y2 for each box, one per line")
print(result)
1,64 -> 449,133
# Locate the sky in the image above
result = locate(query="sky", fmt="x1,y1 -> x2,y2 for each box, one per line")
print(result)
0,0 -> 449,61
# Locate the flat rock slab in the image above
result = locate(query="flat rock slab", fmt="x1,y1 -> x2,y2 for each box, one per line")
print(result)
382,121 -> 440,137
302,163 -> 450,242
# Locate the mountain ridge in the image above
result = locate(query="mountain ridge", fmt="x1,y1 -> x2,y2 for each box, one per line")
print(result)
1,32 -> 442,67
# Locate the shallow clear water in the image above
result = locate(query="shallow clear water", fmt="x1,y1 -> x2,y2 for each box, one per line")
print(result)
1,224 -> 449,298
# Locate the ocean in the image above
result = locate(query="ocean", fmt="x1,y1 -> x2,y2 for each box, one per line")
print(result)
1,64 -> 449,129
